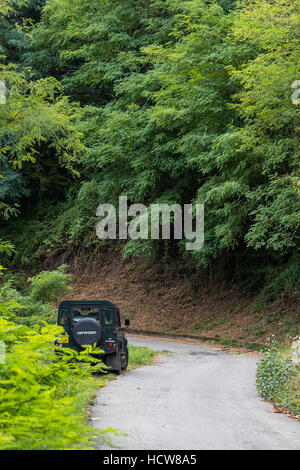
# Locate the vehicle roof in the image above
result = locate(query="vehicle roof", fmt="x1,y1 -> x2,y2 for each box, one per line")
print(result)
59,300 -> 117,309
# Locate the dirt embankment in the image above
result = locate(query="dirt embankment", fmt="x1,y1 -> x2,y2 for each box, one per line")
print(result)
63,252 -> 299,349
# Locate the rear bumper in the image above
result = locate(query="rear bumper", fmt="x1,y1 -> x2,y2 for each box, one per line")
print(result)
54,341 -> 117,357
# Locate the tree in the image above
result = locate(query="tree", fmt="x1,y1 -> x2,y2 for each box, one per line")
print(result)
1,0 -> 299,299
0,1 -> 85,218
31,0 -> 174,104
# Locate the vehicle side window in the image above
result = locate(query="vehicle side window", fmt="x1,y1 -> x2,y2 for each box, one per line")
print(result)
102,309 -> 113,326
115,309 -> 121,327
58,309 -> 68,325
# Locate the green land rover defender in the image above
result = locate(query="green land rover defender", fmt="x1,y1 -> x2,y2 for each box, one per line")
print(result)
55,300 -> 130,373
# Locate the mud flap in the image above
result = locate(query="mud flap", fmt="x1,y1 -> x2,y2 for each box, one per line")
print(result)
106,352 -> 121,373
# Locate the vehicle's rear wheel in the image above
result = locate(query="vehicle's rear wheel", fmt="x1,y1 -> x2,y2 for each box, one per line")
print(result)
121,346 -> 129,370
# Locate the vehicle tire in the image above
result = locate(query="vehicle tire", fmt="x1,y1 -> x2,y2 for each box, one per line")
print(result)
121,346 -> 129,370
73,318 -> 102,347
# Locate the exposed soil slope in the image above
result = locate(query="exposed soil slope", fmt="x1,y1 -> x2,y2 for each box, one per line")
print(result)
60,252 -> 300,348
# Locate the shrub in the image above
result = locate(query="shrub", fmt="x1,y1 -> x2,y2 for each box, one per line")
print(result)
28,265 -> 73,303
0,313 -> 111,449
0,265 -> 75,326
0,283 -> 56,326
256,337 -> 300,416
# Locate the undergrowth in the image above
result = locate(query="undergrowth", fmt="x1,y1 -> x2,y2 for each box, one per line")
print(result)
256,337 -> 300,417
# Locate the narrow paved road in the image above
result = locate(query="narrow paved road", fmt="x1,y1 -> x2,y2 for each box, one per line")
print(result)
92,335 -> 300,450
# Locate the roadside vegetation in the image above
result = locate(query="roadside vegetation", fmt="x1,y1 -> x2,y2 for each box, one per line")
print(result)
128,344 -> 157,369
0,261 -> 157,449
256,337 -> 300,417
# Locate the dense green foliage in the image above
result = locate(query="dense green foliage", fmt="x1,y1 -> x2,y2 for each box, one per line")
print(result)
0,316 -> 107,449
28,264 -> 73,303
0,0 -> 299,298
0,265 -> 72,325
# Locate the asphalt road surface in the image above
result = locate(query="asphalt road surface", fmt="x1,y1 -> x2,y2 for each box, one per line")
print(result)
92,335 -> 300,450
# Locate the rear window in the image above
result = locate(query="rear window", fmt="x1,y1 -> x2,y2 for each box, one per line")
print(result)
72,306 -> 100,321
58,304 -> 117,326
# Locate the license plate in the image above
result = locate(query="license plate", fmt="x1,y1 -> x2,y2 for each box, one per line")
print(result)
58,336 -> 69,344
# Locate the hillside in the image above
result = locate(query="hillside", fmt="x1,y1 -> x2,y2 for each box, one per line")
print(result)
60,252 -> 300,348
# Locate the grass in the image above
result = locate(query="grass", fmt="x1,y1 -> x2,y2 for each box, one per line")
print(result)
52,367 -> 117,448
127,344 -> 158,369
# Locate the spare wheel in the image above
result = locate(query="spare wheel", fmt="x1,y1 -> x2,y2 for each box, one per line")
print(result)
73,318 -> 102,346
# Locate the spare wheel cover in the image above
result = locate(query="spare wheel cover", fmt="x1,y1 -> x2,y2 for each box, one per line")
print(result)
73,318 -> 102,346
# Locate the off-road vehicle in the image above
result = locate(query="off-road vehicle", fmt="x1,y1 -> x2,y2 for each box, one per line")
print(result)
55,300 -> 130,373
